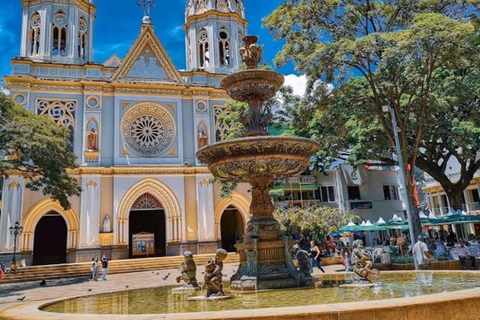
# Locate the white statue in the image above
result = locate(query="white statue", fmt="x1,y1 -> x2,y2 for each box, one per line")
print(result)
103,215 -> 111,233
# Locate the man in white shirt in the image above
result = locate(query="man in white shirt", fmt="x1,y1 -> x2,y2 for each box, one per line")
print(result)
412,236 -> 429,269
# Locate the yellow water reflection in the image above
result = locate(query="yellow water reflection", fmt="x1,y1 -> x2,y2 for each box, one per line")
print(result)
43,273 -> 480,315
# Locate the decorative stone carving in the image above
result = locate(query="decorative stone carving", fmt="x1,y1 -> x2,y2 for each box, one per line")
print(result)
352,239 -> 379,283
121,103 -> 176,157
202,249 -> 227,297
36,99 -> 77,129
239,36 -> 263,69
7,180 -> 21,189
176,251 -> 199,288
214,105 -> 232,142
196,36 -> 320,292
132,193 -> 163,210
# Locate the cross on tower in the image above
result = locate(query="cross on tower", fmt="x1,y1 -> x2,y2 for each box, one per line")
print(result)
137,0 -> 156,17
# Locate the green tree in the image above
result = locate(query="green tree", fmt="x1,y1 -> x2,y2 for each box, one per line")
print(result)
264,1 -> 480,239
0,93 -> 81,209
274,206 -> 360,241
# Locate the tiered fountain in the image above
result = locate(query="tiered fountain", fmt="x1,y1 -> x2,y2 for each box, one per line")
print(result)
197,36 -> 320,291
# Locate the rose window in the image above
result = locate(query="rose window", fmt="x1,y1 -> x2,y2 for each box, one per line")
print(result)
121,103 -> 176,157
130,115 -> 164,148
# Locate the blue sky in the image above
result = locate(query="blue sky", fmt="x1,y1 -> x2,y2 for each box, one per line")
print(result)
0,0 -> 299,80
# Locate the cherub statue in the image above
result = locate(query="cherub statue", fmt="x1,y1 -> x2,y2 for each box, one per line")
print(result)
176,251 -> 198,288
293,244 -> 311,277
352,239 -> 379,282
203,248 -> 227,297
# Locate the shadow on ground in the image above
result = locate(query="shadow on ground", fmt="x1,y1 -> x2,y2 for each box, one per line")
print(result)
0,277 -> 90,300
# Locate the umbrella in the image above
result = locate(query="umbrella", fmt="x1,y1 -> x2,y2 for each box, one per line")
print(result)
376,217 -> 387,225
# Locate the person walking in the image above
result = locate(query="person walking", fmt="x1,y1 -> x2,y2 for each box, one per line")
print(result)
91,257 -> 98,281
309,240 -> 326,273
412,236 -> 430,269
101,254 -> 109,281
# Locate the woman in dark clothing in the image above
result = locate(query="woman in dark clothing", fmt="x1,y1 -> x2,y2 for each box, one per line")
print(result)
309,240 -> 326,273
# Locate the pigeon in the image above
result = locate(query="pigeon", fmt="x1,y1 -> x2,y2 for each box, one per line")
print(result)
40,279 -> 46,286
162,273 -> 170,281
17,296 -> 26,301
151,271 -> 155,274
156,272 -> 160,275
88,289 -> 92,292
125,285 -> 129,289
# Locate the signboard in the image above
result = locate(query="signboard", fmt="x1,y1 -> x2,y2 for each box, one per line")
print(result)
350,201 -> 373,210
132,232 -> 155,257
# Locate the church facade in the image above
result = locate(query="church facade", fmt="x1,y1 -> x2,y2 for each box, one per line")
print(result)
0,0 -> 252,265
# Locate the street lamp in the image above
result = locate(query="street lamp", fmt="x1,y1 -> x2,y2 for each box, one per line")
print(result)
9,221 -> 23,272
382,105 -> 418,269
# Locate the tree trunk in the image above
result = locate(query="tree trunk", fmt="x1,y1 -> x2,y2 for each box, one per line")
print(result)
445,187 -> 465,212
407,184 -> 423,242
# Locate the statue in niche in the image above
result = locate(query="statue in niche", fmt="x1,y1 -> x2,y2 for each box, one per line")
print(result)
198,128 -> 208,148
87,127 -> 98,151
203,248 -> 227,297
102,215 -> 111,233
176,251 -> 199,288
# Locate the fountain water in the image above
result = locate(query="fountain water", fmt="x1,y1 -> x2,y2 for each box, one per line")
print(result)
196,36 -> 320,291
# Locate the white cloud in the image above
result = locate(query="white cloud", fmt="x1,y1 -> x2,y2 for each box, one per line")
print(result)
283,74 -> 308,97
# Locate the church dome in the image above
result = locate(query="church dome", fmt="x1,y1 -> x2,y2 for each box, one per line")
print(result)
186,0 -> 244,19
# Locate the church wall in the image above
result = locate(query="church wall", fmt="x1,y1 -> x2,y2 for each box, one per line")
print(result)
184,175 -> 199,243
100,95 -> 115,166
182,98 -> 196,165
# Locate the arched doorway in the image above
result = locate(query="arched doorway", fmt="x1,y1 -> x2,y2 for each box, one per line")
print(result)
33,212 -> 68,265
220,206 -> 245,252
129,193 -> 166,258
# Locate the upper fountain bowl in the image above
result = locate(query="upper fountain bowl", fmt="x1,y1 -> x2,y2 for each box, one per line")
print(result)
196,136 -> 320,183
221,70 -> 284,102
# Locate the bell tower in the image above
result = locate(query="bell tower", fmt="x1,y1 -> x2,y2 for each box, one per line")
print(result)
19,0 -> 96,64
185,0 -> 247,74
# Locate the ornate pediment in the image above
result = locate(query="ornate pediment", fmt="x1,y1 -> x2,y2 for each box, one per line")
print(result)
111,26 -> 184,85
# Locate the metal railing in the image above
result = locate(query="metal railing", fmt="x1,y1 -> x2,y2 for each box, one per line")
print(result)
432,207 -> 449,217
463,202 -> 480,213
274,200 -> 322,209
274,176 -> 316,185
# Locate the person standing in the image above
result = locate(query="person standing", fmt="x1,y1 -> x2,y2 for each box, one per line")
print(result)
101,254 -> 109,281
309,240 -> 326,273
412,236 -> 430,269
91,257 -> 98,281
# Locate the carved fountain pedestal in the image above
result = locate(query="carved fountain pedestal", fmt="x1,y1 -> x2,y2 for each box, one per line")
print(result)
197,36 -> 320,291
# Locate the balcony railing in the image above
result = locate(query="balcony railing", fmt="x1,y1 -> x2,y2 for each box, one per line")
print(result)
274,176 -> 316,185
463,202 -> 480,213
274,200 -> 322,209
432,207 -> 449,217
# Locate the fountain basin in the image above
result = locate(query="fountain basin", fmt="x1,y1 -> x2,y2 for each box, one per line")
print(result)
196,136 -> 320,182
30,271 -> 480,320
220,69 -> 284,102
